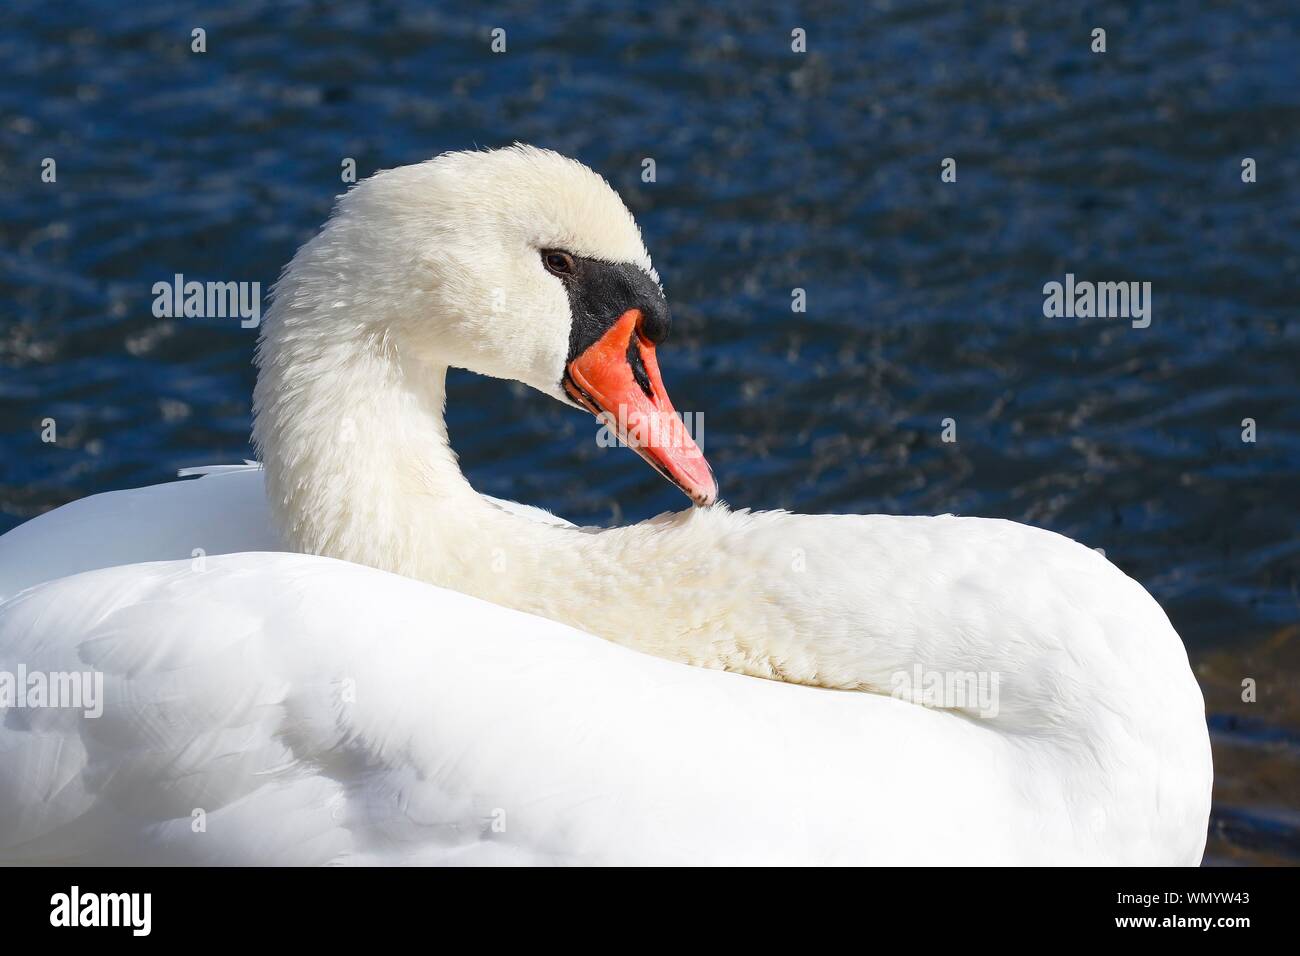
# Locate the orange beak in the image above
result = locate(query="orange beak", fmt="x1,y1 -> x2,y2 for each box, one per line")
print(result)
564,309 -> 717,506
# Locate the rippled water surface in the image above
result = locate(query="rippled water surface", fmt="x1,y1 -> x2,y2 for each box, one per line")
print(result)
1,1 -> 1298,863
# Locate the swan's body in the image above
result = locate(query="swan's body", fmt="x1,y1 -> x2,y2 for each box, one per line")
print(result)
0,146 -> 1212,864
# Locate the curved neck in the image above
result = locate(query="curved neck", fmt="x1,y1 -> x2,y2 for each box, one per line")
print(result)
256,317 -> 558,591
255,310 -> 739,673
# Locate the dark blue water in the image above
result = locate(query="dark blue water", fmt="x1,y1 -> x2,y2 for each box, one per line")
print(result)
1,0 -> 1297,863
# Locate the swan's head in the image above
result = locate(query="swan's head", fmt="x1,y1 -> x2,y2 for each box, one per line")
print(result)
294,144 -> 715,506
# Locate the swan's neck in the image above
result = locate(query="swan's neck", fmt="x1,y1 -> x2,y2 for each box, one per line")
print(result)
254,308 -> 763,672
256,324 -> 544,590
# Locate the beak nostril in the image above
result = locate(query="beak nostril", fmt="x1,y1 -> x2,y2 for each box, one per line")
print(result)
636,306 -> 671,346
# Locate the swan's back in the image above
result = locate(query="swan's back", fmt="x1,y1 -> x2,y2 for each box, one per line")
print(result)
0,472 -> 1211,864
0,552 -> 1024,864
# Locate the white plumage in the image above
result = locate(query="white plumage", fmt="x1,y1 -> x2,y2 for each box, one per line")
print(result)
0,146 -> 1212,864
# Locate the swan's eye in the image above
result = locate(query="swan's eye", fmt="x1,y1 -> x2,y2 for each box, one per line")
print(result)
543,250 -> 576,277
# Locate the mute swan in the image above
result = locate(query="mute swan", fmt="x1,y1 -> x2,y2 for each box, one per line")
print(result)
0,145 -> 1211,865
